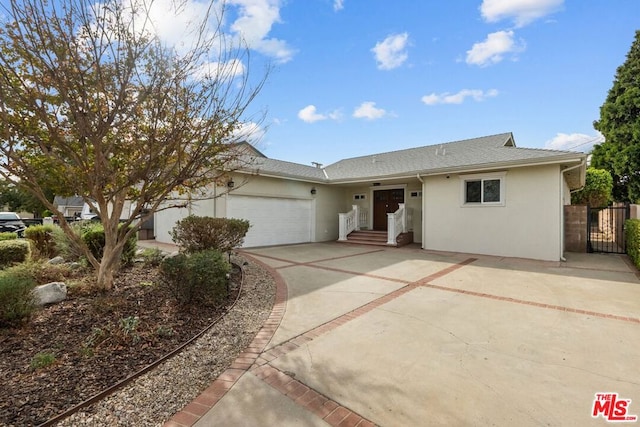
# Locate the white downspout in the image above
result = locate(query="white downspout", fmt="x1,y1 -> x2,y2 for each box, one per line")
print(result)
560,160 -> 586,261
417,174 -> 425,249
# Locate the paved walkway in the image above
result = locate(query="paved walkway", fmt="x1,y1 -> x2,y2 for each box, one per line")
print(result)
160,243 -> 640,427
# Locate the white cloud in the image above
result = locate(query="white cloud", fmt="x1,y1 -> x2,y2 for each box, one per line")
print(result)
544,132 -> 604,152
333,0 -> 344,11
298,105 -> 326,123
91,0 -> 293,66
297,105 -> 341,123
193,59 -> 245,80
353,102 -> 386,120
91,0 -> 219,55
466,30 -> 525,67
371,33 -> 409,70
422,89 -> 499,105
480,0 -> 563,27
228,0 -> 296,63
232,121 -> 266,143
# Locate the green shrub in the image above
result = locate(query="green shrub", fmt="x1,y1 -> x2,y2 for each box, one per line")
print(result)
138,247 -> 165,267
82,223 -> 137,266
50,222 -> 136,265
25,224 -> 57,259
170,216 -> 250,254
626,219 -> 640,270
50,222 -> 93,262
0,232 -> 18,241
160,249 -> 230,305
0,266 -> 37,327
10,261 -> 76,285
0,240 -> 31,269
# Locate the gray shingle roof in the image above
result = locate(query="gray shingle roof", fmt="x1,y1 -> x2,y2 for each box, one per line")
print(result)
248,157 -> 327,181
242,133 -> 585,183
53,195 -> 84,207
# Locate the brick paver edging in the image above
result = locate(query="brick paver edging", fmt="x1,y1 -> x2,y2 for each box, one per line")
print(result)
163,255 -> 288,427
163,251 -> 380,427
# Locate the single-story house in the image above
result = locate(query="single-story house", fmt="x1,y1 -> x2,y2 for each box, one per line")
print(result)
154,132 -> 587,261
53,195 -> 84,217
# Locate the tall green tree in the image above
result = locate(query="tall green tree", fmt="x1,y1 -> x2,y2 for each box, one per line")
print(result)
592,30 -> 640,203
0,180 -> 54,216
571,168 -> 613,206
0,0 -> 266,289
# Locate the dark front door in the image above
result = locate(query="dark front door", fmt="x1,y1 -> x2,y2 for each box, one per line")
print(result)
373,189 -> 404,231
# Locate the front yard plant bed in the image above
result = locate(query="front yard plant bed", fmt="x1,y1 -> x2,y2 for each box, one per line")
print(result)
0,262 -> 242,426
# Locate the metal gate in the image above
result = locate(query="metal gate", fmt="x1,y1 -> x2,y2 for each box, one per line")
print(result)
587,205 -> 630,253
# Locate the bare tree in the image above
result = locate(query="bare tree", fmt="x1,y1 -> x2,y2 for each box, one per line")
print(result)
0,0 -> 266,289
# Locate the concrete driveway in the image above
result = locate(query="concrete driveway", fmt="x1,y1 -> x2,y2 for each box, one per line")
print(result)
166,243 -> 640,427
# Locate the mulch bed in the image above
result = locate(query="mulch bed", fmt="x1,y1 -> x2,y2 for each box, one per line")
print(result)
0,262 -> 240,427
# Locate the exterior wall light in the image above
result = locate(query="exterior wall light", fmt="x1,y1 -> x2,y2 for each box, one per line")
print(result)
227,180 -> 235,188
310,187 -> 317,195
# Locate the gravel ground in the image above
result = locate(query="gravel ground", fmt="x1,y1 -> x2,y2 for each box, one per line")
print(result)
57,254 -> 276,427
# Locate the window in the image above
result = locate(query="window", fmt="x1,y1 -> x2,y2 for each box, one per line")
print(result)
460,172 -> 506,206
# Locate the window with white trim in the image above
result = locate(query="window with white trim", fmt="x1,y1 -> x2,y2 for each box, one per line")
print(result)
460,172 -> 506,206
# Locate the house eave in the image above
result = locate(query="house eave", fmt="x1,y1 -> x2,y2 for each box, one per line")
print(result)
235,168 -> 328,184
417,155 -> 586,178
233,153 -> 586,185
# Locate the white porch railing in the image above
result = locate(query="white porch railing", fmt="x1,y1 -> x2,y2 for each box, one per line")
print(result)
387,203 -> 407,245
338,204 -> 360,241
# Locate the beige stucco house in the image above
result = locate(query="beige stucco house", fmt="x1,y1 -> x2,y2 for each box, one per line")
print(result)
154,133 -> 587,261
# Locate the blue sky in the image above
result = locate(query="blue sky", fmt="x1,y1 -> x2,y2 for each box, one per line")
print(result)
24,0 -> 635,166
215,0 -> 638,166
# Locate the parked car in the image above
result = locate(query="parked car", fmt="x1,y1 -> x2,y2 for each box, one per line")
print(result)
0,212 -> 27,237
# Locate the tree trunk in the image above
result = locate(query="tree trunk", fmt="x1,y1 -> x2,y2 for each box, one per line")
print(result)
96,260 -> 115,291
95,230 -> 125,290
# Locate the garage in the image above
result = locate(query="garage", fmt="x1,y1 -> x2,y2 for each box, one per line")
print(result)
226,195 -> 313,247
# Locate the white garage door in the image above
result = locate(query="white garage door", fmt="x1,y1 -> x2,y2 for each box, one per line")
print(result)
227,196 -> 312,247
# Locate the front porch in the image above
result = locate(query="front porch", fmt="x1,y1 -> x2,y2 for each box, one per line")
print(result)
337,204 -> 414,247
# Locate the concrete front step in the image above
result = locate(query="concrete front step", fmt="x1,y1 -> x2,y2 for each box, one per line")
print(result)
339,230 -> 414,247
341,230 -> 391,247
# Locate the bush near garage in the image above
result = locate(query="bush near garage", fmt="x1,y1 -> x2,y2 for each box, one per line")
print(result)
159,249 -> 230,305
626,219 -> 640,270
0,239 -> 31,269
25,224 -> 58,259
170,216 -> 250,254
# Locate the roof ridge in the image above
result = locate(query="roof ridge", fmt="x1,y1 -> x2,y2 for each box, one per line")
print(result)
510,146 -> 584,154
256,157 -> 323,170
325,132 -> 513,165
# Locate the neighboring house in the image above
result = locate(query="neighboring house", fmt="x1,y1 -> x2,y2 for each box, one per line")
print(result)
154,133 -> 587,262
53,195 -> 84,217
53,196 -> 136,221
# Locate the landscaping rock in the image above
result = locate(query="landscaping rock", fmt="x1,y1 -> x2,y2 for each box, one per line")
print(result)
48,256 -> 65,265
33,282 -> 67,306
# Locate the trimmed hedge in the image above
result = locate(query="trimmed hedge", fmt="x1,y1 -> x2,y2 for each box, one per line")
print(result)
170,216 -> 250,254
25,224 -> 57,258
626,219 -> 640,270
160,249 -> 230,305
0,232 -> 18,241
0,240 -> 30,269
